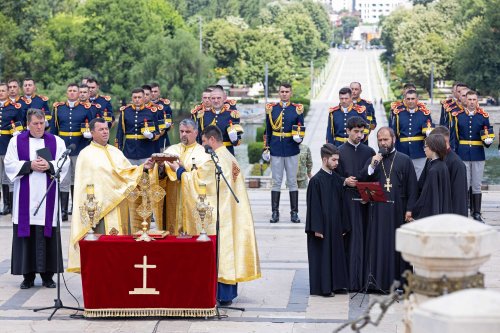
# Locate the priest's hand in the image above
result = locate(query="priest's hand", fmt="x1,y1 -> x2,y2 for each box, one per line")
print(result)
143,158 -> 154,170
314,232 -> 324,239
371,154 -> 383,168
405,211 -> 414,222
31,157 -> 49,172
166,160 -> 179,172
344,176 -> 357,187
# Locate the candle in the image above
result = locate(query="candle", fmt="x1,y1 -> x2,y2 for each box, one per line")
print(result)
86,185 -> 94,195
198,183 -> 206,196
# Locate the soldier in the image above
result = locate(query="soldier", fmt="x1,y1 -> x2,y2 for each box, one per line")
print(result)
86,78 -> 115,128
79,84 -> 108,130
0,83 -> 23,215
20,79 -> 51,127
326,87 -> 368,147
50,83 -> 94,221
390,89 -> 433,179
191,88 -> 213,122
263,83 -> 305,223
196,86 -> 242,156
440,82 -> 468,128
451,90 -> 494,223
350,81 -> 376,143
151,83 -> 173,152
297,143 -> 312,189
7,80 -> 27,126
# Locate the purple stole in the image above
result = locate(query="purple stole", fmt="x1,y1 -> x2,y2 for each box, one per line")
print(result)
16,131 -> 57,238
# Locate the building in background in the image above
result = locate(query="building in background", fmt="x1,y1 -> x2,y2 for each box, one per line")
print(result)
356,0 -> 412,23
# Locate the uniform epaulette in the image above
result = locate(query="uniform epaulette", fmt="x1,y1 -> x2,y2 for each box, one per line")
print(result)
156,104 -> 164,111
226,99 -> 237,106
13,102 -> 22,109
361,98 -> 372,104
390,101 -> 402,110
93,103 -> 102,109
452,109 -> 464,117
40,95 -> 49,101
191,104 -> 202,114
265,103 -> 276,114
293,103 -> 304,115
197,110 -> 205,118
230,110 -> 240,118
441,98 -> 452,106
119,105 -> 128,112
477,108 -> 489,118
146,105 -> 157,112
329,105 -> 340,113
82,102 -> 92,109
419,105 -> 431,115
53,102 -> 64,108
160,98 -> 171,105
354,104 -> 366,113
21,96 -> 31,104
103,95 -> 111,101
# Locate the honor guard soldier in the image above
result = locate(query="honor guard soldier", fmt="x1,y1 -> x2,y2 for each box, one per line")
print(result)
390,89 -> 433,179
7,80 -> 23,105
20,78 -> 51,128
116,88 -> 160,165
0,83 -> 24,215
263,83 -> 305,223
440,82 -> 468,128
80,84 -> 109,131
351,82 -> 376,143
451,90 -> 493,223
150,83 -> 173,152
196,86 -> 243,156
191,88 -> 213,122
50,83 -> 94,221
86,78 -> 114,128
326,87 -> 368,147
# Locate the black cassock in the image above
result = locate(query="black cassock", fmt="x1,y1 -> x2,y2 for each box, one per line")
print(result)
337,142 -> 375,290
419,150 -> 467,217
359,150 -> 418,291
306,169 -> 350,295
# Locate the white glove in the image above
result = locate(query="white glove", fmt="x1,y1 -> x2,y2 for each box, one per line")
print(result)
228,130 -> 238,142
484,138 -> 493,145
293,134 -> 302,143
262,150 -> 271,162
164,122 -> 171,129
45,120 -> 49,127
12,131 -> 21,137
143,130 -> 154,140
83,131 -> 92,139
425,129 -> 432,136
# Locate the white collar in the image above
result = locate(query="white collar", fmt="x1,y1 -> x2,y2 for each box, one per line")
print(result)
321,167 -> 332,174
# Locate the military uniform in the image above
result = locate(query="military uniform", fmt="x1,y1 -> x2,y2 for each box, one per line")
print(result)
0,100 -> 24,214
153,98 -> 173,151
326,104 -> 368,147
265,101 -> 305,223
390,101 -> 433,179
116,104 -> 160,163
196,102 -> 242,156
50,101 -> 94,220
451,107 -> 493,221
89,95 -> 114,126
353,98 -> 376,144
297,144 -> 312,189
20,95 -> 51,127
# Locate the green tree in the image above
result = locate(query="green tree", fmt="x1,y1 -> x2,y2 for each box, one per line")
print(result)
0,12 -> 20,80
301,1 -> 332,44
202,19 -> 244,69
341,15 -> 360,41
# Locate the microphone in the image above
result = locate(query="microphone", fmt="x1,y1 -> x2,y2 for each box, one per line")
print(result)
373,148 -> 387,166
204,144 -> 214,155
61,144 -> 76,159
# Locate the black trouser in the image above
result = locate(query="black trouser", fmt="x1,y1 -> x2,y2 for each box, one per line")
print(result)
23,272 -> 54,282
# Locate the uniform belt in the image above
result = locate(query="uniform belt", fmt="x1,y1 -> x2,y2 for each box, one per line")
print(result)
0,130 -> 13,135
335,137 -> 347,142
59,131 -> 83,137
272,131 -> 292,137
125,134 -> 147,140
400,136 -> 424,142
459,140 -> 483,146
223,141 -> 232,147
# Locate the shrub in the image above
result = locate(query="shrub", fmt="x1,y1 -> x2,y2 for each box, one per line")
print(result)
248,142 -> 264,164
255,126 -> 266,142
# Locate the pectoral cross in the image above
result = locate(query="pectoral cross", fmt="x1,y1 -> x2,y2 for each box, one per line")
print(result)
384,179 -> 392,192
129,255 -> 159,295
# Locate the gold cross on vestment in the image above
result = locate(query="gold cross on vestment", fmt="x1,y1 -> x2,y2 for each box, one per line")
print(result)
384,179 -> 392,192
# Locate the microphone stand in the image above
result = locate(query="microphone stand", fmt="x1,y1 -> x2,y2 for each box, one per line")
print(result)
206,150 -> 245,318
33,151 -> 83,320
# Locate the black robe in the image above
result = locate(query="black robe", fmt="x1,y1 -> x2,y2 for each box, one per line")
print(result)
306,169 -> 350,295
337,142 -> 375,290
414,159 -> 453,219
359,150 -> 418,292
420,150 -> 468,217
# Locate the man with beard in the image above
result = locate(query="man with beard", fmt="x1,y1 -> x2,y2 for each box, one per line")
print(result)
359,127 -> 418,292
336,116 -> 375,291
306,143 -> 350,296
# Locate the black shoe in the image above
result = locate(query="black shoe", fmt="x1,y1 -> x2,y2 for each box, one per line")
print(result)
270,191 -> 280,223
20,279 -> 34,289
42,279 -> 56,288
218,300 -> 233,306
472,212 -> 485,223
472,194 -> 485,223
270,211 -> 279,223
60,192 -> 69,221
1,185 -> 11,215
290,191 -> 300,223
321,292 -> 335,297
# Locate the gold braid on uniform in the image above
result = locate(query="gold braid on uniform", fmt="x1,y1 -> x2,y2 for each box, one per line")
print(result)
330,113 -> 335,137
268,110 -> 283,131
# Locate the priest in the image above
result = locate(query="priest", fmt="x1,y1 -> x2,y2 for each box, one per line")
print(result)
67,118 -> 154,272
5,108 -> 69,289
336,116 -> 375,291
359,127 -> 418,292
306,143 -> 350,296
165,125 -> 260,306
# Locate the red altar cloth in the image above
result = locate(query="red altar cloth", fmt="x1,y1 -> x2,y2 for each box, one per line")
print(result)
80,235 -> 217,317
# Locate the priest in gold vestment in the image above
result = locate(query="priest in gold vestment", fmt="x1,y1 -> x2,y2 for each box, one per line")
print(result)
164,123 -> 260,305
67,118 -> 155,272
